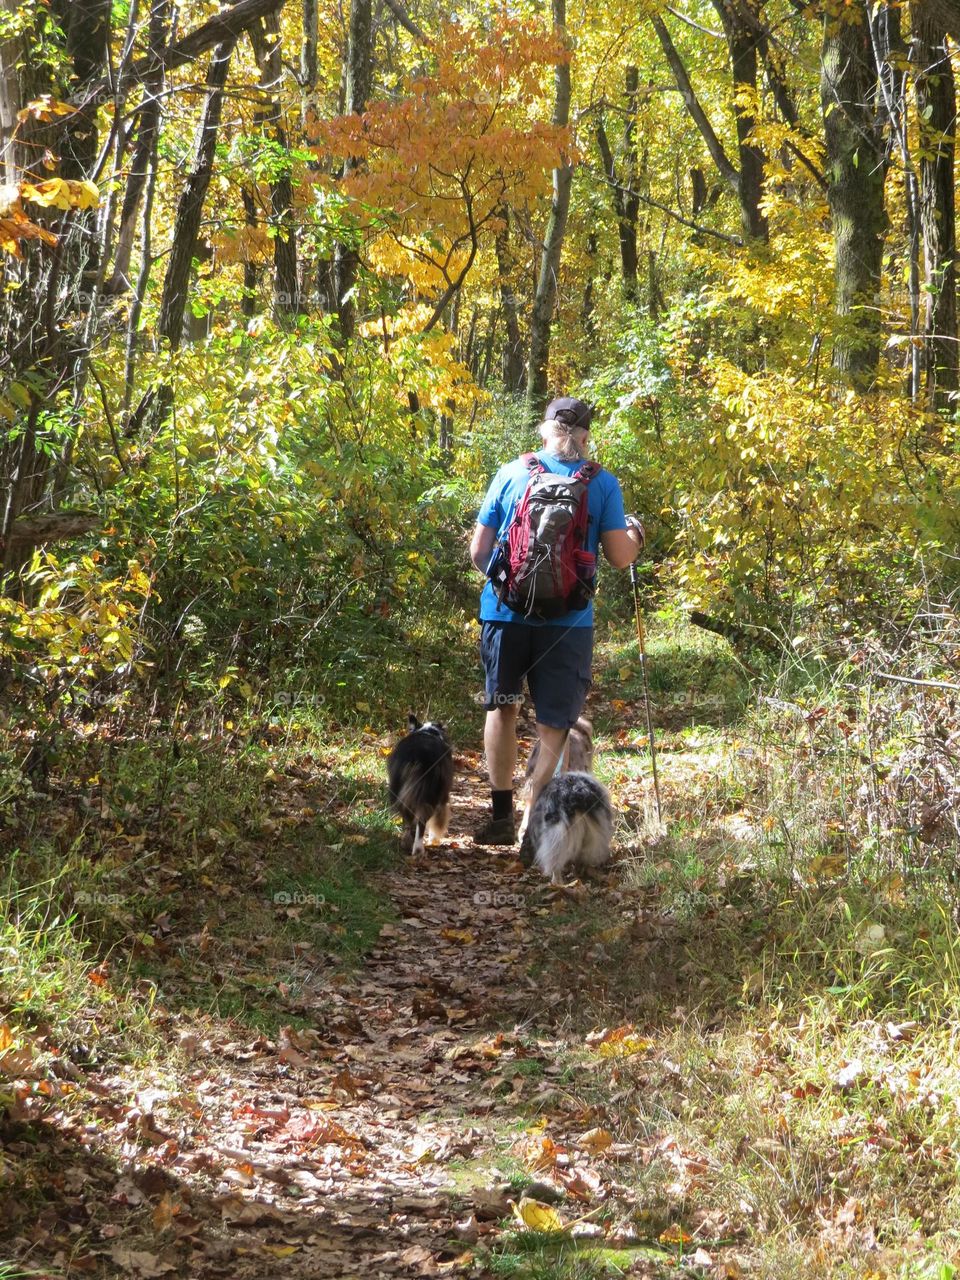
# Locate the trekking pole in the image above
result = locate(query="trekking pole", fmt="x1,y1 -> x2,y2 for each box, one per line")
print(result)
629,561 -> 663,823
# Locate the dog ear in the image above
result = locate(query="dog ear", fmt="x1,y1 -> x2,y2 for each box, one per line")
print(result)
408,713 -> 421,732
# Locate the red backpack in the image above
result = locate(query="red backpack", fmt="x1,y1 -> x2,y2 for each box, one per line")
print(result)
491,454 -> 601,620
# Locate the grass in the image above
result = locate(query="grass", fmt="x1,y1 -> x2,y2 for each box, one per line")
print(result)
594,602 -> 751,727
0,852 -> 160,1065
512,614 -> 960,1277
482,1231 -> 652,1279
4,602 -> 960,1279
0,592 -> 482,1250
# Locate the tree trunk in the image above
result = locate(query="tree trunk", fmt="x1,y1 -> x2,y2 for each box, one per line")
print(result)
650,13 -> 750,234
820,0 -> 887,384
595,65 -> 641,301
648,249 -> 665,321
241,186 -> 261,317
526,0 -> 573,423
618,67 -> 641,296
913,3 -> 957,399
333,0 -> 373,340
108,0 -> 170,295
301,0 -> 319,123
494,206 -> 526,393
0,0 -> 20,186
157,42 -> 235,348
251,16 -> 300,319
868,2 -> 922,399
50,0 -> 111,179
1,0 -> 112,578
582,231 -> 598,337
711,0 -> 768,241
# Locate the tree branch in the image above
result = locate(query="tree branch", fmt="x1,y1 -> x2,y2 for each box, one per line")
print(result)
666,7 -> 723,39
4,511 -> 100,545
72,0 -> 288,106
381,0 -> 427,43
584,166 -> 744,245
650,12 -> 741,193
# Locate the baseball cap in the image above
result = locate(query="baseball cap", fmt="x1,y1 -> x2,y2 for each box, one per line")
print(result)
545,397 -> 594,430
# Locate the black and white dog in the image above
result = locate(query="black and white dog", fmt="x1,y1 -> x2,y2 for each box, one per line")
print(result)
386,715 -> 454,855
518,716 -> 594,841
519,771 -> 613,884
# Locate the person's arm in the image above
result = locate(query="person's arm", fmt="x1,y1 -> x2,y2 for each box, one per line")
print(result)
471,466 -> 508,574
598,476 -> 642,568
470,522 -> 497,574
601,525 -> 642,569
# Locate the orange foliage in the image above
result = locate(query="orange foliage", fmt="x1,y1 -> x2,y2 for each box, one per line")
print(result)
317,19 -> 572,311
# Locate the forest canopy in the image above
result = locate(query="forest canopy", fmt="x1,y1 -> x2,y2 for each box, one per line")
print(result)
0,0 -> 956,685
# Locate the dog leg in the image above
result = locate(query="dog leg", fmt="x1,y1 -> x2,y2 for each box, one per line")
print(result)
411,820 -> 425,856
517,798 -> 532,842
425,802 -> 450,845
400,817 -> 415,853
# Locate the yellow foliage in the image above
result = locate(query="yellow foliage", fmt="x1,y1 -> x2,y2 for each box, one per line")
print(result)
213,223 -> 274,265
21,177 -> 99,211
665,354 -> 959,620
512,1198 -> 567,1233
367,233 -> 466,294
1,552 -> 152,679
0,183 -> 58,258
317,18 -> 568,304
17,95 -> 76,123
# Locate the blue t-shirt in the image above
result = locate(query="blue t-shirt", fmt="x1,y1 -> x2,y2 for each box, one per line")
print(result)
477,451 -> 628,627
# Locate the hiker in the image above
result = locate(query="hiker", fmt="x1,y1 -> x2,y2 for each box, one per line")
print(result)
469,397 -> 643,845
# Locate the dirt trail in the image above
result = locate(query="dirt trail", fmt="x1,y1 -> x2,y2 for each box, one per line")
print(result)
11,715 -> 715,1280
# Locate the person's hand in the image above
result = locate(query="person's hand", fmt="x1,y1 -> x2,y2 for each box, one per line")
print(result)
625,515 -> 645,548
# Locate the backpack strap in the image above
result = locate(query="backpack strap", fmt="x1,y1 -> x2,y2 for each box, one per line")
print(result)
521,453 -> 599,481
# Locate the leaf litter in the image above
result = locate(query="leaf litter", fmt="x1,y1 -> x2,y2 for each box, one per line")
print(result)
2,695 -> 911,1278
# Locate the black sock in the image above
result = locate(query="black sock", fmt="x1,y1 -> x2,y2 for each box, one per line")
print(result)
492,789 -> 513,821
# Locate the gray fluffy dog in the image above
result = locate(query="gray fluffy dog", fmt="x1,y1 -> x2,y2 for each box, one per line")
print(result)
519,771 -> 613,884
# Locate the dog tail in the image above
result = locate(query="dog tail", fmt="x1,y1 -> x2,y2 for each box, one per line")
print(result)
397,766 -> 443,824
534,811 -> 577,880
535,808 -> 611,879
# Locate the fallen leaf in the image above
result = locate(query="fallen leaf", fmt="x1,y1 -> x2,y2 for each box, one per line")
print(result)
107,1244 -> 177,1276
454,1214 -> 480,1242
659,1223 -> 693,1248
578,1127 -> 613,1154
441,928 -> 475,945
512,1197 -> 566,1233
836,1059 -> 864,1089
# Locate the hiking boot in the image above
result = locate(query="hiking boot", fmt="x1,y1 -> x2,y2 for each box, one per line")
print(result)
473,814 -> 516,846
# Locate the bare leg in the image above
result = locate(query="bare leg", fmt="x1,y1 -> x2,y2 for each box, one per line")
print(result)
527,723 -> 569,812
517,795 -> 532,842
518,730 -> 577,840
484,705 -> 519,790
